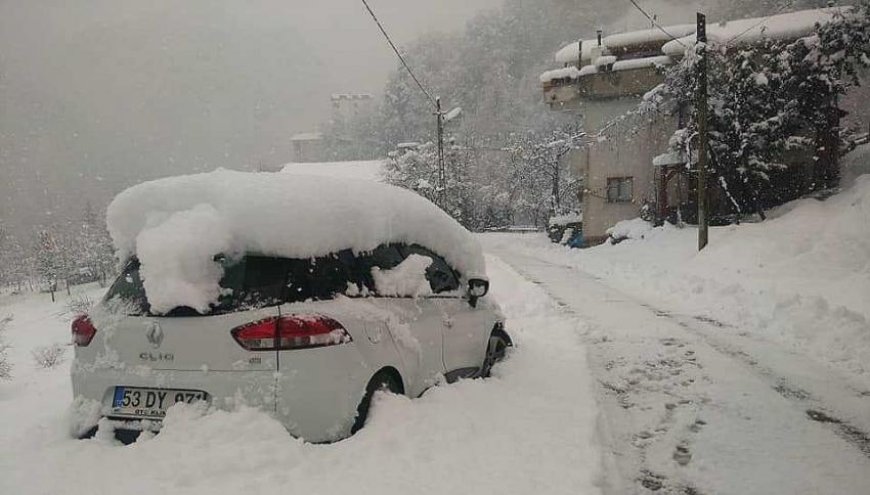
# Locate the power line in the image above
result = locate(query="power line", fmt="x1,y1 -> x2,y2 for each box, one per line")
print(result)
627,0 -> 688,48
359,0 -> 437,108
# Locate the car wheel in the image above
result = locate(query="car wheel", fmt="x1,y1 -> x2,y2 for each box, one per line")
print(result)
480,332 -> 510,378
351,370 -> 402,434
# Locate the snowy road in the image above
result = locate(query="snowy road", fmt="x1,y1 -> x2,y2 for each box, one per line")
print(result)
484,234 -> 870,495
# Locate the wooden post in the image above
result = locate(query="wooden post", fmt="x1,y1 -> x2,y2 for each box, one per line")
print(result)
435,97 -> 445,208
696,12 -> 709,251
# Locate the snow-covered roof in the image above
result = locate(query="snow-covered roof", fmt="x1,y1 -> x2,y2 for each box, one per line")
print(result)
554,39 -> 598,64
107,170 -> 485,313
662,7 -> 848,56
290,132 -> 323,141
540,66 -> 582,83
611,55 -> 673,72
603,24 -> 696,50
330,93 -> 373,100
593,55 -> 618,67
281,160 -> 384,182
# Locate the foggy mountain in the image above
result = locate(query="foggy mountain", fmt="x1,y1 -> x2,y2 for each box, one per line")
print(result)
0,0 -> 501,235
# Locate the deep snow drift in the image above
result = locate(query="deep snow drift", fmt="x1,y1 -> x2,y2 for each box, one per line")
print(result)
0,258 -> 602,495
106,170 -> 484,313
499,175 -> 870,384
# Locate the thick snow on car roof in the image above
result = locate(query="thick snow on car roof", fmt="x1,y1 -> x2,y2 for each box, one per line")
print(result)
107,169 -> 485,313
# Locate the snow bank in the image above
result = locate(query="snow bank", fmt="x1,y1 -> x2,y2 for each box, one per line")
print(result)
843,143 -> 870,185
107,170 -> 485,314
605,218 -> 654,241
494,175 -> 870,383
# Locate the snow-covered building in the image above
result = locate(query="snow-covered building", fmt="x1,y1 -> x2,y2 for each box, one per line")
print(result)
331,93 -> 374,123
290,132 -> 325,163
541,7 -> 852,244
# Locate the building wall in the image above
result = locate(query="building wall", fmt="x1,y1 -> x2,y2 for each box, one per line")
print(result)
291,139 -> 326,163
572,109 -> 677,243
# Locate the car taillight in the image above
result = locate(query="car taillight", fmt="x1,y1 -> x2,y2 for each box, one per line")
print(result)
72,315 -> 97,346
231,315 -> 352,351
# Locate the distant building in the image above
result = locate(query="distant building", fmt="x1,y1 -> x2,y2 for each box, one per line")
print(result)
540,7 -> 848,244
290,132 -> 325,163
331,93 -> 374,123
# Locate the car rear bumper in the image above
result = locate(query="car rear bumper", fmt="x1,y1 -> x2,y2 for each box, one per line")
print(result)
70,344 -> 373,443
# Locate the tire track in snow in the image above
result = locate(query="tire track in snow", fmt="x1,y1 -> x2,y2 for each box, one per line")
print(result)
652,309 -> 870,459
506,248 -> 870,461
484,241 -> 870,494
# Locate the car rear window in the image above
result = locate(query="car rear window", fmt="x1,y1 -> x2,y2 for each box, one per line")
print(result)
104,254 -> 357,316
103,243 -> 463,315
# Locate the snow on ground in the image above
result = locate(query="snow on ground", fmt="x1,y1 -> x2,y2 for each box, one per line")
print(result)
483,238 -> 870,494
489,175 -> 870,386
0,258 -> 602,495
281,160 -> 384,182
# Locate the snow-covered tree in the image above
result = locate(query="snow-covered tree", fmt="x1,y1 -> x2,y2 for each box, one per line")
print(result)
656,3 -> 870,218
383,139 -> 478,228
506,122 -> 584,225
33,228 -> 65,302
73,203 -> 115,286
0,223 -> 28,291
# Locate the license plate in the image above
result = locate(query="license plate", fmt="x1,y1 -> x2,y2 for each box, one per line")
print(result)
111,386 -> 207,419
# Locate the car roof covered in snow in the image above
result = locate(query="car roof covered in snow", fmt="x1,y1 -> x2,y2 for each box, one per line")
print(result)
106,170 -> 485,312
108,169 -> 484,276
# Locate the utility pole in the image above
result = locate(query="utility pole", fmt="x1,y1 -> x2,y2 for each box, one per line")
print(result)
696,12 -> 709,251
435,96 -> 446,208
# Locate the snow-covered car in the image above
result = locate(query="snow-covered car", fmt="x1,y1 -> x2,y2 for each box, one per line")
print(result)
69,170 -> 510,443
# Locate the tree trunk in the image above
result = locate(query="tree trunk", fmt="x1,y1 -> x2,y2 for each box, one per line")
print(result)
551,165 -> 561,214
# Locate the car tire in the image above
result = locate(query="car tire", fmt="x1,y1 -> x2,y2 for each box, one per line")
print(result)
480,331 -> 511,378
351,370 -> 402,434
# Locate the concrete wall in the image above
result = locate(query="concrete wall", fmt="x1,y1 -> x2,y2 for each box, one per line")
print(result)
571,109 -> 677,243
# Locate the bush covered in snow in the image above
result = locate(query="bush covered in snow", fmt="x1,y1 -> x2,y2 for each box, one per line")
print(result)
606,218 -> 654,244
31,343 -> 66,369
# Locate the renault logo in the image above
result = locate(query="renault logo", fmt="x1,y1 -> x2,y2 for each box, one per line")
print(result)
145,322 -> 164,348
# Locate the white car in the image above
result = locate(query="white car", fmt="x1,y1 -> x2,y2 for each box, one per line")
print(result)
70,171 -> 510,443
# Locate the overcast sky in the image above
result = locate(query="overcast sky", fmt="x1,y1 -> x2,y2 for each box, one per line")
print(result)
0,0 -> 502,235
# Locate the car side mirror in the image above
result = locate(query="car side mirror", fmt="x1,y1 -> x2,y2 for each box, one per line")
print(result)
467,278 -> 489,308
